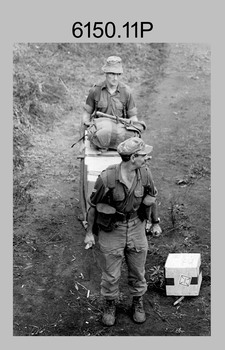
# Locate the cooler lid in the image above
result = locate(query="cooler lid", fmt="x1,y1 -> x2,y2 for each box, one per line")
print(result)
165,253 -> 201,268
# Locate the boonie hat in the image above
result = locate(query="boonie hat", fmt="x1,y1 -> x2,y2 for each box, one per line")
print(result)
117,137 -> 153,156
102,56 -> 123,74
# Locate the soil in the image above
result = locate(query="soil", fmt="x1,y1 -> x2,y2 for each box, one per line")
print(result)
13,43 -> 211,336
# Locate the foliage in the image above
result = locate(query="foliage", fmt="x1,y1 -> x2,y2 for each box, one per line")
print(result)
13,43 -> 168,214
146,265 -> 165,289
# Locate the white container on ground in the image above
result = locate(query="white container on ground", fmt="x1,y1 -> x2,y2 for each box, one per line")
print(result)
164,253 -> 202,296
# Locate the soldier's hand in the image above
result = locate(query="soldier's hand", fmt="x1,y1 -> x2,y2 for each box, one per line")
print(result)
145,220 -> 152,235
151,223 -> 162,238
145,221 -> 162,238
84,232 -> 95,249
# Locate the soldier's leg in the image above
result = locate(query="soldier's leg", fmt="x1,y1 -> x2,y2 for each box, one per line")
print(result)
125,218 -> 148,296
97,227 -> 126,299
97,227 -> 126,326
125,218 -> 148,323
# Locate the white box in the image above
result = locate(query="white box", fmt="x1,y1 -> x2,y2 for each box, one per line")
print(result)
79,138 -> 121,218
84,147 -> 121,206
164,253 -> 202,296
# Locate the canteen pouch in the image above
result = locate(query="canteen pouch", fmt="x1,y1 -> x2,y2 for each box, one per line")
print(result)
138,195 -> 156,221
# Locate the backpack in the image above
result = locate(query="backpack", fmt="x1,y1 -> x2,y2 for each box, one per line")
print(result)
86,117 -> 144,150
87,82 -> 146,150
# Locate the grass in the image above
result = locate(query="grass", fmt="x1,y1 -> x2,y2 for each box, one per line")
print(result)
13,43 -> 168,217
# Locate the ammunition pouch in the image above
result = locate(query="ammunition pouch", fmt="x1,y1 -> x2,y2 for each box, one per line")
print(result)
142,194 -> 156,206
137,195 -> 156,221
137,203 -> 151,222
96,203 -> 117,232
137,203 -> 147,221
95,203 -> 140,232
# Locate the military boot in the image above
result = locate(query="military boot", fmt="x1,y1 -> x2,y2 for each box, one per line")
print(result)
102,299 -> 116,326
132,296 -> 146,323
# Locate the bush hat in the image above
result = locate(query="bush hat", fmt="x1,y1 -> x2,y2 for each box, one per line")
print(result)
117,137 -> 153,156
102,56 -> 123,74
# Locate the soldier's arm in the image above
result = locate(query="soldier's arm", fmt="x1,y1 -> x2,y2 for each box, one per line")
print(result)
82,110 -> 92,125
82,87 -> 96,124
84,175 -> 106,248
84,206 -> 96,249
126,89 -> 138,120
129,115 -> 138,122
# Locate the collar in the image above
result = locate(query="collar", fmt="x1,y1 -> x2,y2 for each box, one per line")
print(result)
101,80 -> 122,93
116,163 -> 141,184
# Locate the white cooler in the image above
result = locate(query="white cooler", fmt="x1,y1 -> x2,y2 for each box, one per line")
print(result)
79,138 -> 121,218
164,253 -> 202,296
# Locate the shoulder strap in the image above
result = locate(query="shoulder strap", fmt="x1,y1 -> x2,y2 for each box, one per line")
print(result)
93,81 -> 104,104
118,83 -> 129,118
91,82 -> 104,117
99,164 -> 118,205
93,83 -> 103,102
139,165 -> 158,196
101,164 -> 150,188
100,164 -> 118,189
139,166 -> 151,187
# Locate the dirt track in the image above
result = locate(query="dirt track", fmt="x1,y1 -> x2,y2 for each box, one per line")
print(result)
13,43 -> 211,336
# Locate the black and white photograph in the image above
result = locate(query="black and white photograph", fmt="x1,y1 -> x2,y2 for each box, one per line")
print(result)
13,42 -> 211,336
3,0 -> 223,344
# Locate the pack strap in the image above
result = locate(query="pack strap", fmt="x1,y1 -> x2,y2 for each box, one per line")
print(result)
71,134 -> 85,148
95,111 -> 146,131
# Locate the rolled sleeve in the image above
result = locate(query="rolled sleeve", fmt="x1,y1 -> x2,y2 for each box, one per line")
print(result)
127,106 -> 137,118
84,87 -> 95,114
84,103 -> 94,114
88,175 -> 107,207
126,91 -> 137,118
146,168 -> 158,197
